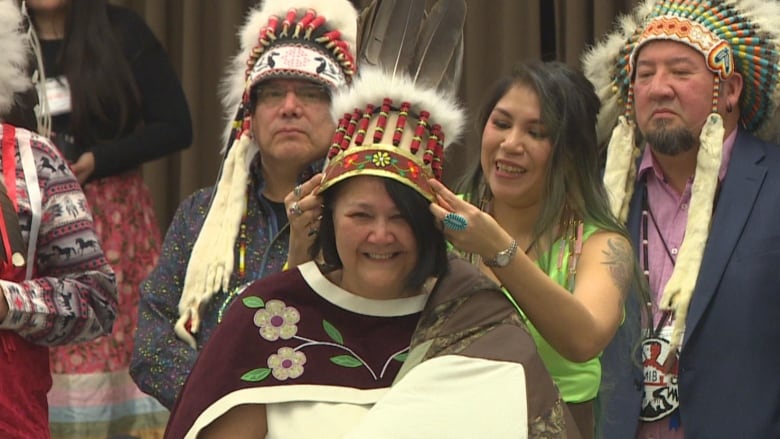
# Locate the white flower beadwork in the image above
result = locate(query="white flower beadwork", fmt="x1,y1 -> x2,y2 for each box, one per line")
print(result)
253,299 -> 300,341
268,346 -> 307,380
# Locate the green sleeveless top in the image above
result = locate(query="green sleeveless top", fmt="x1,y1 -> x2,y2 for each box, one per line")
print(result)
501,221 -> 601,403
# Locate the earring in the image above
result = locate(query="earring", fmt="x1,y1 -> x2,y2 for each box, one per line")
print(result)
726,102 -> 733,113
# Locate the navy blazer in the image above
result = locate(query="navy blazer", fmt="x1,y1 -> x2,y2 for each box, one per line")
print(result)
598,130 -> 780,438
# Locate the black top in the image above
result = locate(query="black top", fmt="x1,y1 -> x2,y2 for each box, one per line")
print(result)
39,4 -> 192,179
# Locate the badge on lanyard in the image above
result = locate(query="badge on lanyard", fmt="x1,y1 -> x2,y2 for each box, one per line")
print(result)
40,76 -> 72,116
640,324 -> 680,421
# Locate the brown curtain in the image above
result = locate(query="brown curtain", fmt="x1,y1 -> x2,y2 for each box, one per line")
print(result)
109,0 -> 637,231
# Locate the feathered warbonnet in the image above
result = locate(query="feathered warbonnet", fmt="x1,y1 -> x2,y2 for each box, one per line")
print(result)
583,0 -> 780,349
0,0 -> 31,119
176,0 -> 358,348
319,0 -> 467,201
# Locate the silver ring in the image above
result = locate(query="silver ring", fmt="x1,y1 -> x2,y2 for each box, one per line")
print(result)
288,201 -> 303,216
293,184 -> 303,199
442,212 -> 468,231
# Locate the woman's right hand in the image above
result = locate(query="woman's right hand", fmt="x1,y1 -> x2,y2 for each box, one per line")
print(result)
427,178 -> 514,262
284,173 -> 324,268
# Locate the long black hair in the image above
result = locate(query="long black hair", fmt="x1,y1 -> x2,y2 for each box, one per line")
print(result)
30,0 -> 140,146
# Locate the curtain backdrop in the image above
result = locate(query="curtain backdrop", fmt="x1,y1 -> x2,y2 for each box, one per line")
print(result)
109,0 -> 638,231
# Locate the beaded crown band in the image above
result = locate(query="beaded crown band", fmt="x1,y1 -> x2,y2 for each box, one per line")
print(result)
583,0 -> 780,350
176,0 -> 358,348
319,0 -> 467,201
319,68 -> 464,201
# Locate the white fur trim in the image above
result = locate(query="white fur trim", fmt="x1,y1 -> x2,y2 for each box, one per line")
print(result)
177,134 -> 257,348
0,1 -> 31,118
660,114 -> 724,350
330,67 -> 466,149
602,116 -> 638,224
582,8 -> 646,145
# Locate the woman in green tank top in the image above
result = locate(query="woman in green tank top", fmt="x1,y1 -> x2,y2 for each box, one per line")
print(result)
428,61 -> 645,439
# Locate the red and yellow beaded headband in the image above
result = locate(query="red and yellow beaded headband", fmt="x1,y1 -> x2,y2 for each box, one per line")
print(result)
320,69 -> 464,201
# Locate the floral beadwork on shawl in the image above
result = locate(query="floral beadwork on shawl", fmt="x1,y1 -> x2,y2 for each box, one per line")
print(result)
528,399 -> 569,438
240,297 -> 410,383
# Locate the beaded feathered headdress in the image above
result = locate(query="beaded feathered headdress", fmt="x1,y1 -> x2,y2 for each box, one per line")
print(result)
583,0 -> 780,349
176,0 -> 358,348
319,0 -> 467,201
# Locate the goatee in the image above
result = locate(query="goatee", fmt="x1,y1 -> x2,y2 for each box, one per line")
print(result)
643,120 -> 698,156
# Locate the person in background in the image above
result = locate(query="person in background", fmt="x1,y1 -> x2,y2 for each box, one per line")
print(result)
130,0 -> 358,413
23,0 -> 192,436
0,2 -> 117,437
426,60 -> 638,438
584,0 -> 780,437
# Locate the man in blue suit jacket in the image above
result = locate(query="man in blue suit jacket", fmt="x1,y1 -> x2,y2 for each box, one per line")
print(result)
583,1 -> 780,437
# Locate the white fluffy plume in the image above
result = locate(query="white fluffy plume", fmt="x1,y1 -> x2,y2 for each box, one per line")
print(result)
0,0 -> 31,119
330,67 -> 465,149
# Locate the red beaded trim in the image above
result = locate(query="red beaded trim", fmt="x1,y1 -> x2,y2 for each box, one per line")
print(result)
410,111 -> 430,154
373,98 -> 393,143
294,9 -> 316,38
342,108 -> 362,149
306,16 -> 327,39
423,124 -> 439,165
329,113 -> 351,158
393,102 -> 411,146
354,104 -> 375,146
280,9 -> 297,37
325,103 -> 447,187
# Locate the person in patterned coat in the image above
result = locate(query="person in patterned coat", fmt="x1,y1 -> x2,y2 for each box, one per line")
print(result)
0,2 -> 117,437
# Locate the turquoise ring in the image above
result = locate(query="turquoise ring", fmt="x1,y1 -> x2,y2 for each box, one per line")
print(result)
443,212 -> 468,231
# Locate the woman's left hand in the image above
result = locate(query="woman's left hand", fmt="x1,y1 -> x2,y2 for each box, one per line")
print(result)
284,173 -> 324,268
71,152 -> 95,185
428,179 -> 513,260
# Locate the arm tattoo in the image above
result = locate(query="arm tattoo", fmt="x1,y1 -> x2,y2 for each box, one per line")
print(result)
602,237 -> 633,294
